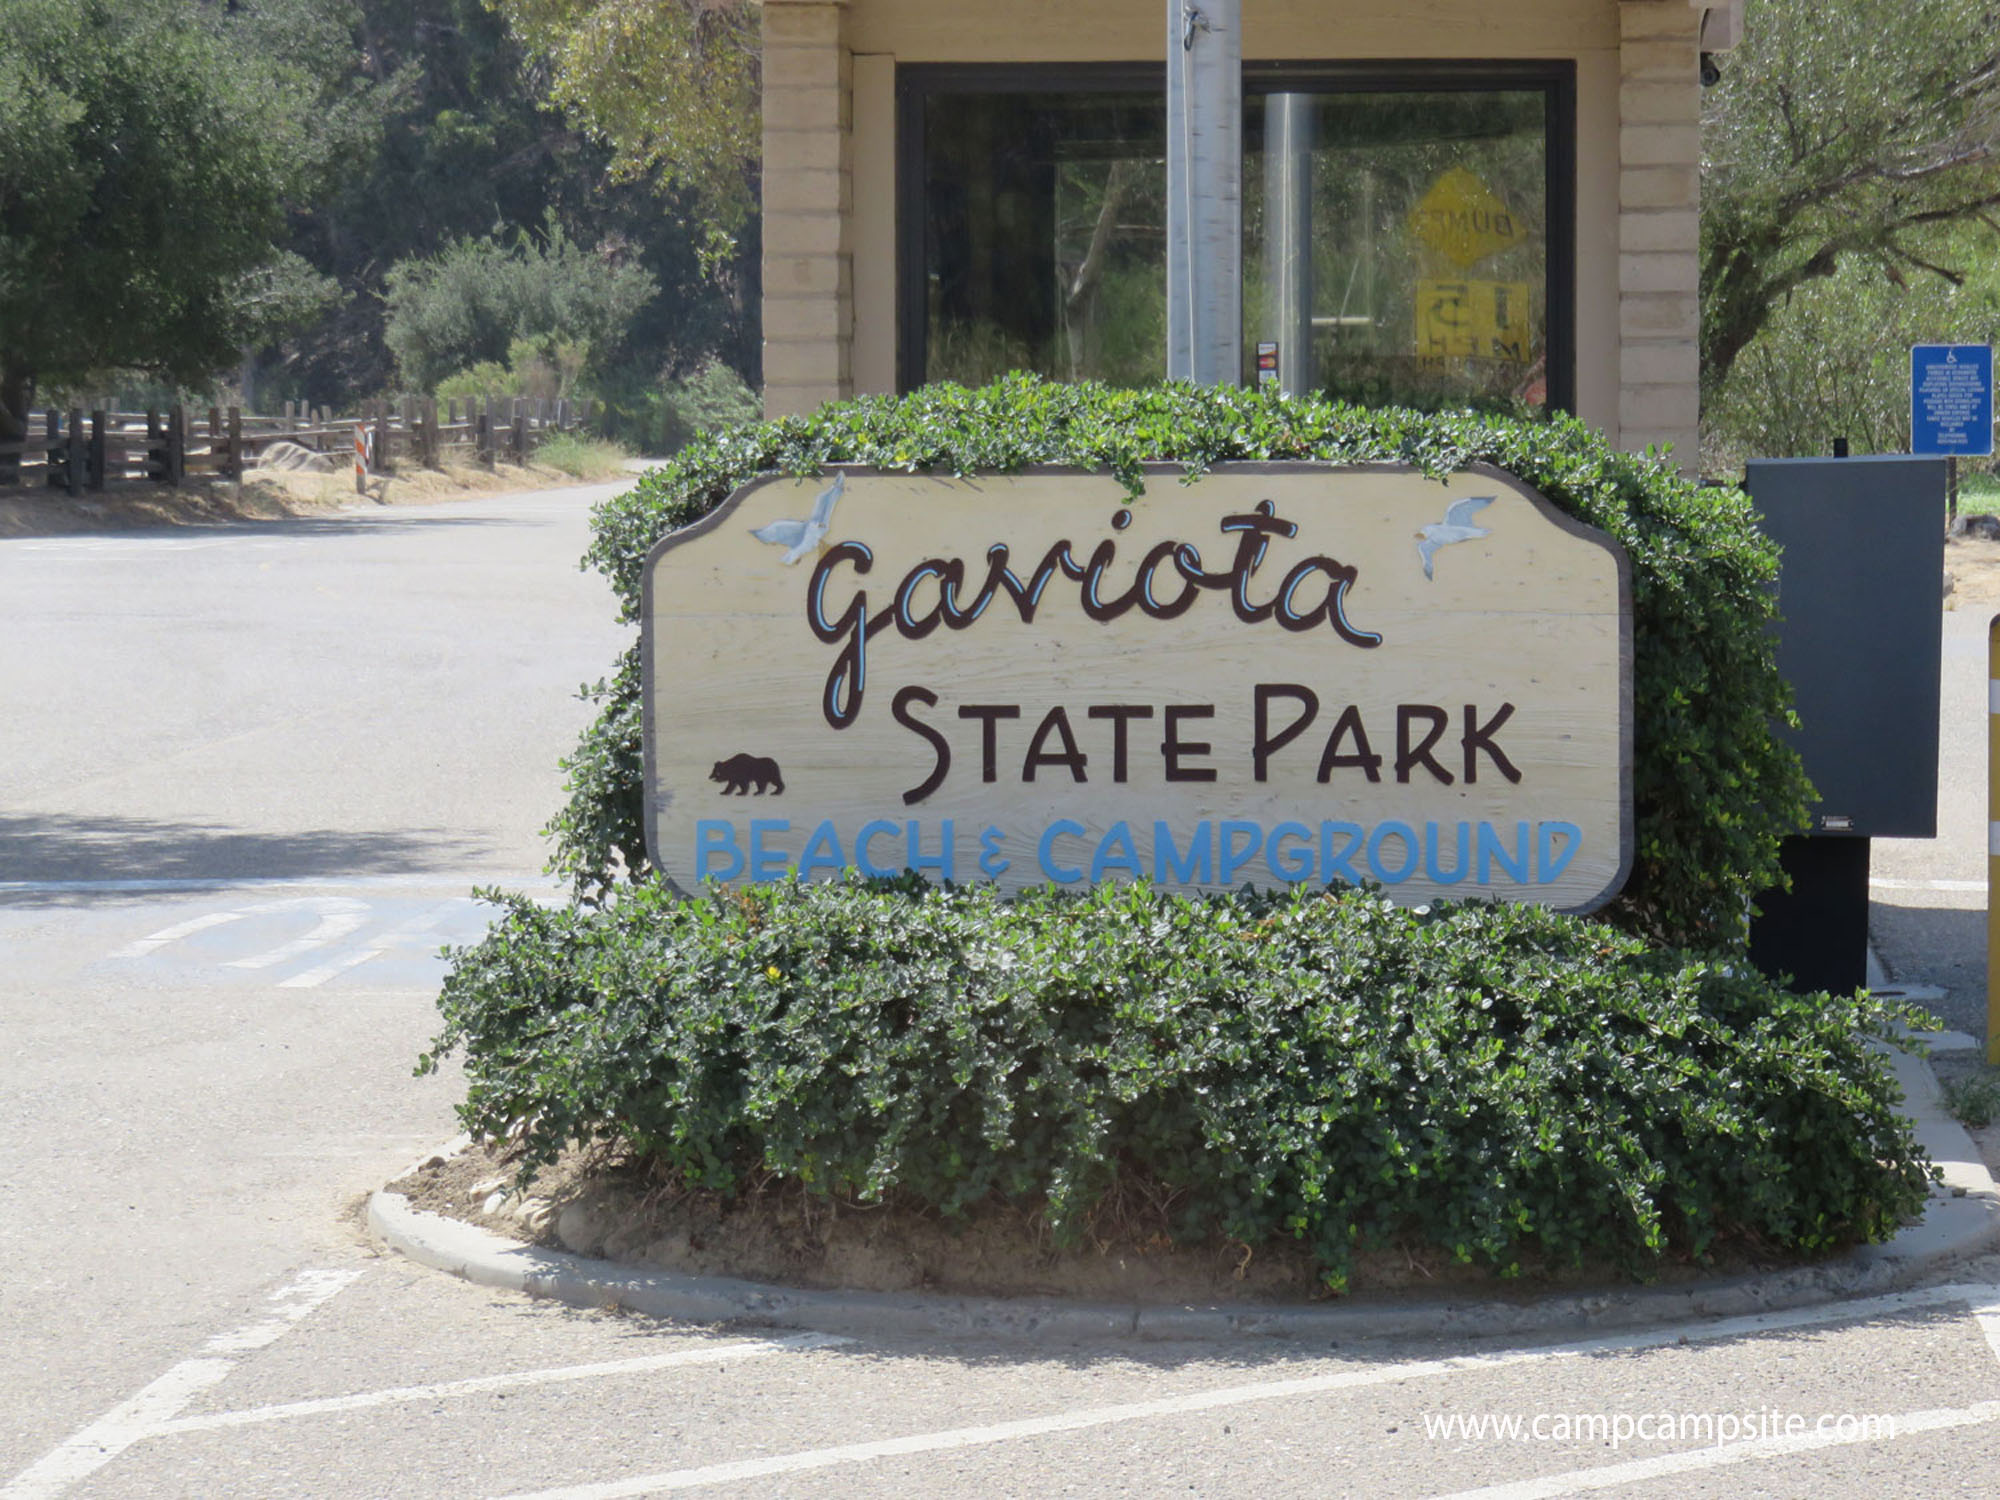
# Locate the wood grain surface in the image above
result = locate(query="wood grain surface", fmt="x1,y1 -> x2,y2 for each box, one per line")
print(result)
643,464 -> 1632,910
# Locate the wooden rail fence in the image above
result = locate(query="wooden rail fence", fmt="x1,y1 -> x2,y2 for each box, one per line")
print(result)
0,396 -> 592,493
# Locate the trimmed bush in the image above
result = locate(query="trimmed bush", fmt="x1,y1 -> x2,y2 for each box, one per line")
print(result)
423,378 -> 1927,1293
424,878 -> 1936,1289
552,375 -> 1811,950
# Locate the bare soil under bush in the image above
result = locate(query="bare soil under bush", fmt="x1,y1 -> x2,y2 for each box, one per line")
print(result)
388,1139 -> 1783,1306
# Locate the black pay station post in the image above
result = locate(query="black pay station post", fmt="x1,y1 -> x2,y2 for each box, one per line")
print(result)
1743,455 -> 1945,994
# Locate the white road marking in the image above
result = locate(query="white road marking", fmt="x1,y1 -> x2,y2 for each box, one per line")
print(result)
221,897 -> 370,970
1871,877 -> 1989,893
275,945 -> 387,989
108,910 -> 245,959
278,899 -> 463,989
0,1266 -> 359,1500
483,1283 -> 2000,1500
1421,1401 -> 2000,1498
13,538 -> 254,555
1,873 -> 557,896
1970,1294 -> 2000,1367
148,1333 -> 851,1436
201,1268 -> 364,1354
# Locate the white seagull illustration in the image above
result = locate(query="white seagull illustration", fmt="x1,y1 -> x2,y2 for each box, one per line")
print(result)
1416,495 -> 1495,580
751,470 -> 846,565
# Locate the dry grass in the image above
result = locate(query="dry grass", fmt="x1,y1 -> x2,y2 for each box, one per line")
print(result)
0,457 -> 627,539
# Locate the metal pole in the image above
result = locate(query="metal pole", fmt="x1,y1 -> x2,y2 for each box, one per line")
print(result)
1165,0 -> 1241,386
1990,611 -> 2000,1062
1262,92 -> 1314,395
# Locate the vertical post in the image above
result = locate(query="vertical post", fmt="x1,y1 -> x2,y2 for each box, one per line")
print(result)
88,410 -> 106,490
1262,92 -> 1315,396
1991,612 -> 2000,1062
42,410 -> 60,486
354,422 -> 368,496
146,409 -> 163,482
1165,0 -> 1241,386
374,403 -> 392,475
511,399 -> 527,463
1949,454 -> 1960,526
64,407 -> 84,495
168,405 -> 186,487
477,399 -> 494,468
228,407 -> 243,480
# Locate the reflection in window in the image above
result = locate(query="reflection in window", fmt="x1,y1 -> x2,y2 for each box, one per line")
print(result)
1246,90 -> 1550,409
910,74 -> 1561,408
922,91 -> 1165,388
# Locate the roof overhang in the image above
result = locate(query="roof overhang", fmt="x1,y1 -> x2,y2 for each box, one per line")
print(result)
1693,0 -> 1745,50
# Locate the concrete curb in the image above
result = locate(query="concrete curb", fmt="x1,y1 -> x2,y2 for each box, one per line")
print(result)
370,1047 -> 2000,1346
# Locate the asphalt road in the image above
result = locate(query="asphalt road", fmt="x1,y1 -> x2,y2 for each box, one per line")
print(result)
6,484 -> 2000,1499
1873,601 -> 1993,1034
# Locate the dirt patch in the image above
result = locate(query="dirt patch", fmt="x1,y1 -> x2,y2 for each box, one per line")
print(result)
1945,534 -> 2000,608
0,460 -> 624,539
387,1139 -> 1790,1306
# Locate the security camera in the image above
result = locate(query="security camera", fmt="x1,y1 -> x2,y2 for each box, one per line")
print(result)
1700,52 -> 1722,88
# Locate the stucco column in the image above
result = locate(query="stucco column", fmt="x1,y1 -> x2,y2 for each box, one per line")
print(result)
762,0 -> 852,418
1618,0 -> 1703,472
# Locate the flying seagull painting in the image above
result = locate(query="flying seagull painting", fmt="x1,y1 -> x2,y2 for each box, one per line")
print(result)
751,471 -> 846,565
1416,495 -> 1495,580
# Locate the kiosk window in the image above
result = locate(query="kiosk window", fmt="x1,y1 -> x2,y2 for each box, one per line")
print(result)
898,65 -> 1573,412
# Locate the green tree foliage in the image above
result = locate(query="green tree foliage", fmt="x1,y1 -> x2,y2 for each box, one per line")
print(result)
1702,0 -> 2000,392
264,0 -> 754,413
382,219 -> 656,391
0,0 -> 349,437
484,0 -> 760,233
1703,241 -> 2000,468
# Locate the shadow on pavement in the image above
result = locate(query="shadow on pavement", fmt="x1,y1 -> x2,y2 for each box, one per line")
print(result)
0,812 -> 499,903
1872,897 -> 1988,1039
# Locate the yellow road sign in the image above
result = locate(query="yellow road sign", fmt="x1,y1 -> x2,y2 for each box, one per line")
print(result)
1415,279 -> 1533,363
1409,168 -> 1526,269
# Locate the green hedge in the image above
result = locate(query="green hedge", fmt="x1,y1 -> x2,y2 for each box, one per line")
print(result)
553,375 -> 1811,950
425,878 -> 1936,1290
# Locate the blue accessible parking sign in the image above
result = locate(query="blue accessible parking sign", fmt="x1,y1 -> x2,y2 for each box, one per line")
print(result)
1911,343 -> 1995,456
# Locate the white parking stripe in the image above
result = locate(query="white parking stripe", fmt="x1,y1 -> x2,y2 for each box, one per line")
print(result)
278,899 -> 463,988
0,1267 -> 359,1500
275,946 -> 385,989
148,1334 -> 850,1436
1970,1295 -> 2000,1367
481,1284 -> 2000,1500
1,874 -> 556,895
1423,1400 -> 2000,1499
109,910 -> 245,959
221,898 -> 370,970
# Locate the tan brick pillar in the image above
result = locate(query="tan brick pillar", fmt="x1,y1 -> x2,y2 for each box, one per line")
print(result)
762,0 -> 852,419
1618,1 -> 1703,471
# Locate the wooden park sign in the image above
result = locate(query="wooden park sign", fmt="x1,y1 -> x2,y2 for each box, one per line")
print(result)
641,465 -> 1633,911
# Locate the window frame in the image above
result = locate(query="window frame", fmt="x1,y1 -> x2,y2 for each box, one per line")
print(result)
894,58 -> 1578,412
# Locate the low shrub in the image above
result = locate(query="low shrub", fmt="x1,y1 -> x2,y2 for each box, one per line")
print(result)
553,375 -> 1812,952
424,877 -> 1937,1290
535,432 -> 632,481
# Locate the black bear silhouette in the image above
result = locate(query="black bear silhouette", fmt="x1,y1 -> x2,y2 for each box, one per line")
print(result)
710,753 -> 784,795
